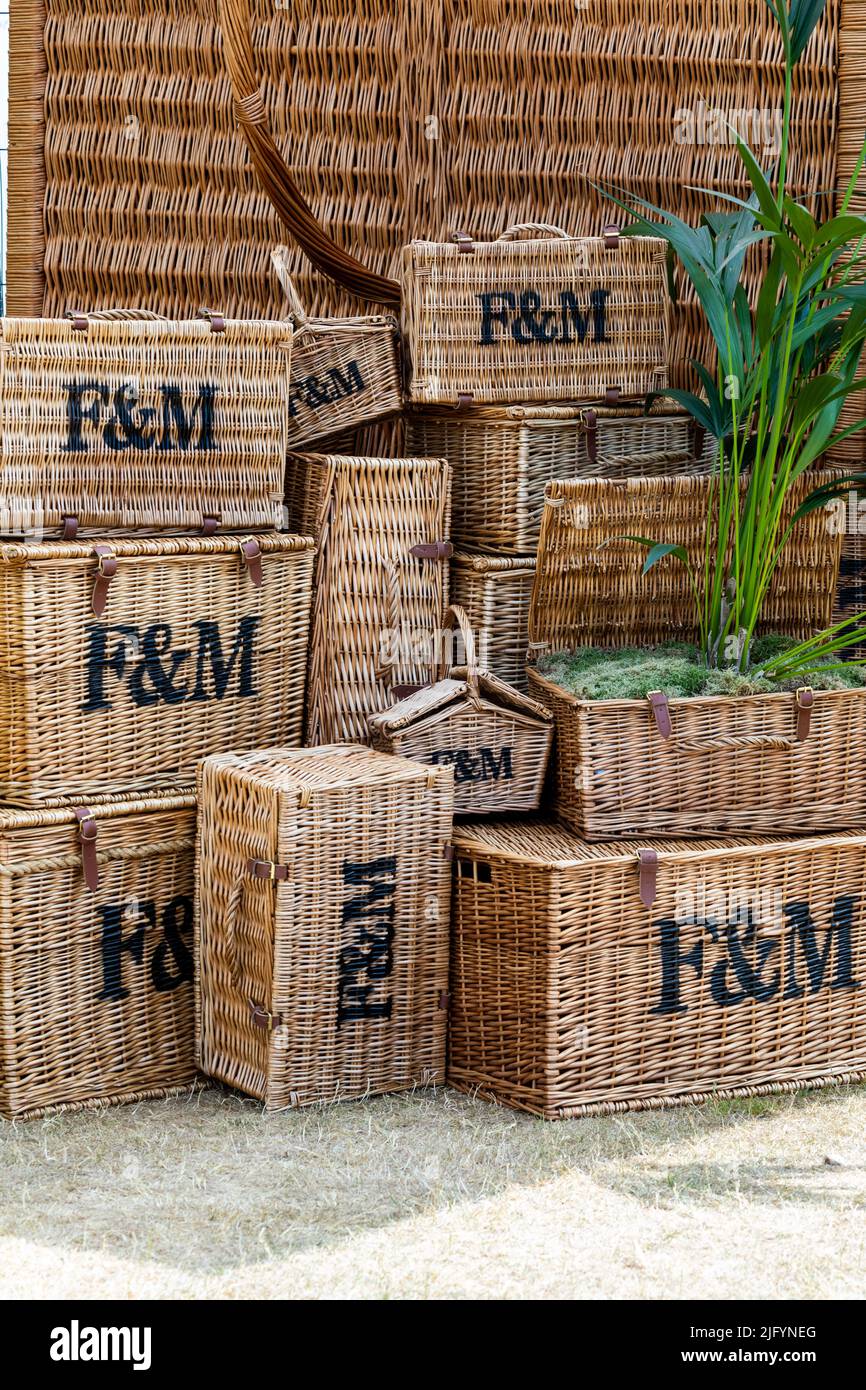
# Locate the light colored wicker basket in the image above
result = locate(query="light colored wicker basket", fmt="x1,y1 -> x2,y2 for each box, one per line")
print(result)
401,225 -> 669,406
272,248 -> 403,451
0,313 -> 290,537
406,400 -> 715,553
368,605 -> 552,816
195,744 -> 454,1111
285,452 -> 452,745
833,478 -> 866,660
0,788 -> 198,1121
449,819 -> 866,1119
526,474 -> 862,839
450,549 -> 536,693
0,533 -> 315,805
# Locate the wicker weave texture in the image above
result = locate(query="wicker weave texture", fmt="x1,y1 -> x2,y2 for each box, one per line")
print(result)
0,316 -> 290,535
402,232 -> 669,405
288,316 -> 402,450
0,790 -> 197,1120
0,533 -> 314,804
529,473 -> 843,652
450,550 -> 536,693
449,819 -> 866,1118
195,744 -> 453,1109
406,403 -> 714,553
285,453 -> 451,745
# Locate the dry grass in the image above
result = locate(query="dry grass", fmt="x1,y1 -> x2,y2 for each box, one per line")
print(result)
2,1083 -> 866,1299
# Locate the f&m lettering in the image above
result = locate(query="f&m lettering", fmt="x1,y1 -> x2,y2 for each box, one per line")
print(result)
98,895 -> 193,1002
477,289 -> 610,346
63,381 -> 218,454
430,746 -> 514,783
337,857 -> 396,1026
81,616 -> 260,712
289,360 -> 367,418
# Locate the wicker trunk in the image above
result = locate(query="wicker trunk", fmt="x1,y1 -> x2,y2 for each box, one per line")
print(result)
449,820 -> 866,1119
0,789 -> 198,1120
526,474 -> 858,837
0,315 -> 290,536
195,745 -> 454,1111
401,227 -> 669,406
0,533 -> 315,804
406,402 -> 714,553
285,453 -> 452,745
450,550 -> 536,693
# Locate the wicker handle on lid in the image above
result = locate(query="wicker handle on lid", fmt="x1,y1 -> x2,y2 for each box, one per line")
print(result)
271,246 -> 309,326
496,223 -> 572,242
439,604 -> 481,700
66,308 -> 169,330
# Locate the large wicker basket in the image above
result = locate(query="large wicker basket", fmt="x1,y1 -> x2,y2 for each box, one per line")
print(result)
449,819 -> 866,1119
273,249 -> 402,451
195,744 -> 454,1111
368,605 -> 552,816
401,225 -> 669,406
406,400 -> 715,553
0,533 -> 315,804
285,452 -> 452,745
0,788 -> 198,1120
450,549 -> 536,694
833,479 -> 866,661
526,474 -> 863,838
0,313 -> 290,537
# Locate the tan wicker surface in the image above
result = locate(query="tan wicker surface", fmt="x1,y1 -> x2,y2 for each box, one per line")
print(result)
402,229 -> 669,405
406,401 -> 715,553
0,533 -> 314,804
449,819 -> 866,1118
0,789 -> 198,1120
368,604 -> 552,816
0,315 -> 290,535
285,453 -> 452,745
195,744 -> 454,1110
450,549 -> 536,693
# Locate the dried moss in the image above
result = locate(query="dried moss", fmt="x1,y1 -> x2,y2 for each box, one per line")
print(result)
536,638 -> 866,701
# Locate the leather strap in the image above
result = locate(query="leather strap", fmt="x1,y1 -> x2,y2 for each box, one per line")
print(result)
391,682 -> 433,699
249,1002 -> 283,1032
638,848 -> 658,908
199,308 -> 227,334
442,844 -> 455,862
456,391 -> 474,408
603,224 -> 620,250
583,408 -> 598,465
74,807 -> 100,892
247,858 -> 290,882
452,231 -> 474,255
61,514 -> 79,541
91,545 -> 118,617
201,515 -> 221,537
438,990 -> 450,1010
241,537 -> 263,588
68,312 -> 88,332
647,690 -> 672,740
796,687 -> 814,742
410,541 -> 453,560
604,386 -> 622,406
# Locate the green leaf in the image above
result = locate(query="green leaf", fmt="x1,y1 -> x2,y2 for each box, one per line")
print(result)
639,543 -> 691,576
735,140 -> 781,228
783,196 -> 817,247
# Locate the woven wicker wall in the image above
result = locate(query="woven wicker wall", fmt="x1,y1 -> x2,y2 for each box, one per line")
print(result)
9,0 -> 865,402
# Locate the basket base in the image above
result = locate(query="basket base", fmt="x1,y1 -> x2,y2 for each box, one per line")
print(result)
2,1077 -> 207,1123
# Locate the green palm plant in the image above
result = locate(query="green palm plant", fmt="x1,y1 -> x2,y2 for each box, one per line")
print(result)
605,0 -> 866,680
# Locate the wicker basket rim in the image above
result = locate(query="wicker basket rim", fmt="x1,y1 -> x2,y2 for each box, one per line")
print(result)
293,314 -> 398,338
0,534 -> 316,565
404,233 -> 668,255
288,452 -> 447,471
407,402 -> 690,425
0,317 -> 293,341
451,549 -> 536,573
0,789 -> 196,832
369,671 -> 553,733
200,743 -> 452,791
527,666 -> 865,712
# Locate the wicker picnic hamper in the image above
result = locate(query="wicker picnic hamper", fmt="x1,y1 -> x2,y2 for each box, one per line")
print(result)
0,314 -> 291,537
833,480 -> 866,661
448,819 -> 866,1119
272,248 -> 402,451
0,533 -> 315,804
450,550 -> 536,694
195,744 -> 454,1110
406,401 -> 715,553
368,605 -> 552,816
526,474 -> 863,839
401,226 -> 669,407
285,452 -> 452,745
0,788 -> 197,1121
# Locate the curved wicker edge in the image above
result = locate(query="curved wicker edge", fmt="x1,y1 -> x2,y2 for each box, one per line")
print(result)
7,0 -> 47,315
4,1079 -> 209,1124
0,534 -> 316,564
526,666 -> 866,717
446,1069 -> 866,1120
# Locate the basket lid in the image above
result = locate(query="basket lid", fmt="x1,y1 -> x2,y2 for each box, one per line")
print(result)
200,744 -> 452,795
0,533 -> 315,567
451,549 -> 536,575
368,671 -> 553,736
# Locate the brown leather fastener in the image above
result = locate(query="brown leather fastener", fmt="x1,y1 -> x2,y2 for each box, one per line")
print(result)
603,225 -> 620,250
410,541 -> 453,560
249,1003 -> 282,1032
91,545 -> 118,617
74,807 -> 99,893
583,408 -> 598,465
604,386 -> 622,406
451,231 -> 474,254
438,990 -> 450,1010
391,682 -> 433,700
637,848 -> 658,908
247,858 -> 290,882
692,423 -> 707,461
61,514 -> 79,541
647,690 -> 673,740
68,312 -> 88,332
209,314 -> 226,334
456,391 -> 474,408
796,687 -> 814,742
240,537 -> 263,588
443,843 -> 455,862
201,515 -> 220,537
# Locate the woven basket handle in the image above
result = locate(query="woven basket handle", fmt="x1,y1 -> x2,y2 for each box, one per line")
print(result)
647,688 -> 814,750
66,308 -> 170,324
271,246 -> 309,326
438,604 -> 480,698
496,222 -> 572,242
223,866 -> 283,1028
218,0 -> 399,307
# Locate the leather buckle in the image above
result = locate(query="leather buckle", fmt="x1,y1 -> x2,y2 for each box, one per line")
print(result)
247,858 -> 289,882
249,1002 -> 279,1032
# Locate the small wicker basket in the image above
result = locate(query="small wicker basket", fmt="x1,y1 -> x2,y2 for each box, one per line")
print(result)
195,744 -> 454,1111
450,549 -> 536,693
0,788 -> 198,1120
368,606 -> 552,816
